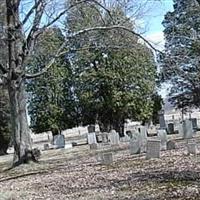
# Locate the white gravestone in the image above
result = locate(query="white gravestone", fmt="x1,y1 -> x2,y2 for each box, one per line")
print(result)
158,129 -> 167,150
138,126 -> 147,153
108,130 -> 120,146
87,132 -> 97,144
183,119 -> 193,139
146,139 -> 161,159
129,130 -> 141,154
53,134 -> 65,148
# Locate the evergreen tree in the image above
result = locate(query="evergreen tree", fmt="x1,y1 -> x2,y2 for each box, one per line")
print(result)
66,1 -> 157,134
161,0 -> 200,109
27,28 -> 76,133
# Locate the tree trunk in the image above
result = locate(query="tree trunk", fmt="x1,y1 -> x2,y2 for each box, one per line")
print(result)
8,80 -> 32,165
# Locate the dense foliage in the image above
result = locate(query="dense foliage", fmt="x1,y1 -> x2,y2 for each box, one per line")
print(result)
27,28 -> 77,133
67,1 -> 158,134
161,0 -> 200,110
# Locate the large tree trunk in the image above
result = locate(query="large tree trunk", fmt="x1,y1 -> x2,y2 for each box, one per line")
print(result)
5,0 -> 34,165
8,80 -> 32,165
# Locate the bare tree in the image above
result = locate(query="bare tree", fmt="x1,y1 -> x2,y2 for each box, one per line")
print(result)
0,0 -> 159,166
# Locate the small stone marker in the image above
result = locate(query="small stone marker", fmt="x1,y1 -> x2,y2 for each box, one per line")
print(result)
146,139 -> 161,159
129,130 -> 141,154
53,134 -> 65,148
90,143 -> 98,150
187,139 -> 197,155
87,132 -> 97,144
167,140 -> 176,150
100,153 -> 113,165
64,143 -> 73,149
101,132 -> 109,143
183,119 -> 193,139
108,130 -> 120,146
158,129 -> 167,150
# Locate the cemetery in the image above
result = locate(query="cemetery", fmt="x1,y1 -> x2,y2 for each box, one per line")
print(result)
1,0 -> 200,199
0,116 -> 200,199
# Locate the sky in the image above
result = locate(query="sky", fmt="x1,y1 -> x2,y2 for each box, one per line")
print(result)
141,0 -> 174,50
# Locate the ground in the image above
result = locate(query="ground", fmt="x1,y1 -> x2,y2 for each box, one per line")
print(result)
0,139 -> 200,200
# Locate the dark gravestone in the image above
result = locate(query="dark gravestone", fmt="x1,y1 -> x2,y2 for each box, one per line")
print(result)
168,123 -> 174,134
191,118 -> 198,130
88,125 -> 95,133
158,110 -> 166,129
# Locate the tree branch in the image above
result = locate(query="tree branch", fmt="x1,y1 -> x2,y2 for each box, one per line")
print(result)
22,0 -> 42,25
69,25 -> 162,53
25,25 -> 162,79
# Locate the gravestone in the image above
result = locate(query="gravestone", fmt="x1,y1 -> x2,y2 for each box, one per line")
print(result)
158,110 -> 166,129
101,132 -> 109,143
183,119 -> 193,139
96,132 -> 103,143
53,134 -> 65,148
158,129 -> 167,150
108,130 -> 120,146
87,125 -> 95,133
87,132 -> 97,144
177,123 -> 184,137
168,123 -> 174,134
146,139 -> 161,159
138,126 -> 147,153
167,140 -> 176,150
191,118 -> 198,130
187,139 -> 197,155
101,153 -> 113,165
129,130 -> 141,154
90,143 -> 98,150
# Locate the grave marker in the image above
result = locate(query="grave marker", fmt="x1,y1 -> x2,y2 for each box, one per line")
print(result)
158,129 -> 167,150
183,119 -> 193,139
53,134 -> 65,148
87,132 -> 97,144
158,110 -> 166,129
146,139 -> 161,159
108,130 -> 120,146
129,130 -> 141,154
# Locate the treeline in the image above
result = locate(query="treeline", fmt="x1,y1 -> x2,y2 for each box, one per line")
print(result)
27,2 -> 161,135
